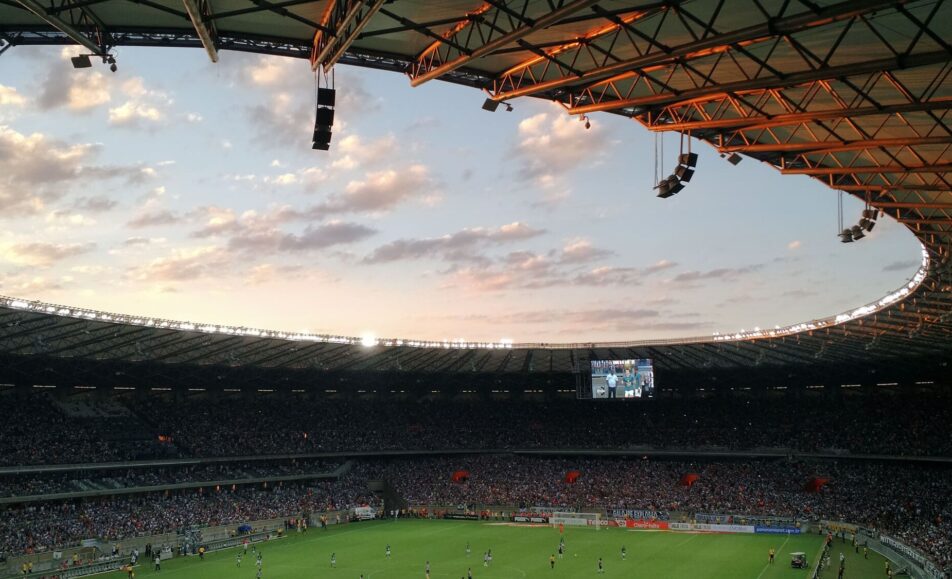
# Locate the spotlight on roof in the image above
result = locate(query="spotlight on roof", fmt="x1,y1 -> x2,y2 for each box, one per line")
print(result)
361,334 -> 377,348
107,55 -> 117,73
851,225 -> 865,240
726,153 -> 742,165
580,115 -> 591,129
839,228 -> 854,243
482,98 -> 500,112
71,55 -> 92,69
504,102 -> 513,112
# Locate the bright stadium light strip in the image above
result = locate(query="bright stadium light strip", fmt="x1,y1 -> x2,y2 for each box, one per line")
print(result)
0,245 -> 930,350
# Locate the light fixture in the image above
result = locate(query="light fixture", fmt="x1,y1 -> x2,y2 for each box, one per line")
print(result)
482,98 -> 499,112
851,225 -> 865,240
727,153 -> 742,165
580,114 -> 591,129
107,55 -> 117,73
504,102 -> 513,112
839,228 -> 854,243
71,55 -> 92,69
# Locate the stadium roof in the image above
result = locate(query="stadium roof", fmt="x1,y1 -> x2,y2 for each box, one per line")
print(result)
0,0 -> 950,385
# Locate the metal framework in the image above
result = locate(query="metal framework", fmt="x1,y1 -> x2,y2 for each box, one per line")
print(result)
0,0 -> 950,382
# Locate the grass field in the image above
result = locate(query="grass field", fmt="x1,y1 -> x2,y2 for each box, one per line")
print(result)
106,519 -> 889,579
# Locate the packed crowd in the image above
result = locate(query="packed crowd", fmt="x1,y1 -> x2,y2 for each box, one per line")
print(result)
0,459 -> 342,498
372,456 -> 951,574
0,455 -> 948,574
0,393 -> 178,466
2,392 -> 950,465
0,473 -> 373,556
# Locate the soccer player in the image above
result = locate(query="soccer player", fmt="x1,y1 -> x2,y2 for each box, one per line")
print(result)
621,545 -> 627,560
425,560 -> 431,576
483,552 -> 489,567
769,547 -> 775,564
597,557 -> 604,574
331,553 -> 336,568
153,556 -> 160,572
864,546 -> 869,559
236,553 -> 241,567
256,569 -> 262,579
558,543 -> 564,559
559,522 -> 565,535
386,544 -> 391,559
487,549 -> 493,565
466,542 -> 471,557
256,557 -> 263,570
550,554 -> 556,569
467,567 -> 473,579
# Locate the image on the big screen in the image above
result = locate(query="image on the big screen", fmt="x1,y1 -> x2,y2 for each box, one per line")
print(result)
591,359 -> 654,399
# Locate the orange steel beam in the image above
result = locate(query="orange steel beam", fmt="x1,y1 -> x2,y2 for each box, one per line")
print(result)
873,202 -> 952,209
409,0 -> 601,87
647,100 -> 952,132
490,0 -> 910,100
567,50 -> 952,116
311,0 -> 385,72
718,136 -> 952,155
781,164 -> 952,175
835,185 -> 952,192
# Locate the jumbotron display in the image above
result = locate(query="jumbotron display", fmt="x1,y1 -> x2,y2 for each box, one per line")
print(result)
590,359 -> 655,399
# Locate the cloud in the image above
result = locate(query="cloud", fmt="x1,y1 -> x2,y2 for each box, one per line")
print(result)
672,264 -> 764,283
363,222 -> 545,264
73,196 -> 119,212
643,259 -> 678,275
37,65 -> 111,112
122,237 -> 165,247
311,164 -> 437,215
0,84 -> 26,107
512,109 -> 610,184
108,77 -> 174,128
330,134 -> 398,171
0,274 -> 65,295
127,209 -> 179,228
882,259 -> 920,272
128,246 -> 230,282
228,221 -> 377,254
557,239 -> 614,264
244,263 -> 305,285
1,241 -> 96,267
45,210 -> 96,227
0,127 -> 153,216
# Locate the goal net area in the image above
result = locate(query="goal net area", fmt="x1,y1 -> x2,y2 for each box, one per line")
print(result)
551,512 -> 602,530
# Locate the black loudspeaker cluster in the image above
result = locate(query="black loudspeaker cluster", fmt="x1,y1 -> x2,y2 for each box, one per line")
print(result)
656,152 -> 697,198
840,208 -> 878,243
313,88 -> 336,151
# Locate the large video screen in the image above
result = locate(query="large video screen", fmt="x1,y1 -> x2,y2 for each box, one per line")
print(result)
590,359 -> 654,399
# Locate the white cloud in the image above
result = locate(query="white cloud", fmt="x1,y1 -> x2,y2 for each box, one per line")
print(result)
0,241 -> 96,267
0,84 -> 26,107
108,77 -> 173,128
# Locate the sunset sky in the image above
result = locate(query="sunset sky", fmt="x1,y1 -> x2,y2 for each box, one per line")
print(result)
0,45 -> 925,343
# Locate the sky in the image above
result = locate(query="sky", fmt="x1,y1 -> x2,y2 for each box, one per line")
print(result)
0,45 -> 926,343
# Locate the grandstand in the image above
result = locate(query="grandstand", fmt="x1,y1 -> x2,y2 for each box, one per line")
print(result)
0,0 -> 951,578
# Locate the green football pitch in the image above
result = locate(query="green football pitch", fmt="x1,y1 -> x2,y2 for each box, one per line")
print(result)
108,519 -> 888,579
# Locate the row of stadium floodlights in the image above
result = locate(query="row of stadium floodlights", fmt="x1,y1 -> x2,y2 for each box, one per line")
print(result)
0,248 -> 929,350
